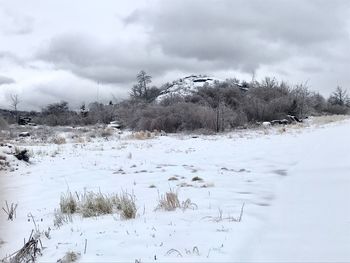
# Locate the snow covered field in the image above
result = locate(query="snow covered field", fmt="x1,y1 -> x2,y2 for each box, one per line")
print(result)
1,117 -> 350,262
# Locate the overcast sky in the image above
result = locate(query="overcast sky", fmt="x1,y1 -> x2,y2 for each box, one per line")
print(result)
0,0 -> 350,110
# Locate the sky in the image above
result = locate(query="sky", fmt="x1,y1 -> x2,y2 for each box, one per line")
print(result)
0,0 -> 350,111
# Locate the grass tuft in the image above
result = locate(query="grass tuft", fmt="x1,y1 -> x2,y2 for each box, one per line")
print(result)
59,190 -> 137,219
156,189 -> 197,211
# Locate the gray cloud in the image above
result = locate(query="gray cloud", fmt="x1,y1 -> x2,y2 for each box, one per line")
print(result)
37,0 -> 350,88
125,0 -> 350,72
36,33 -> 221,85
0,75 -> 15,85
2,0 -> 350,110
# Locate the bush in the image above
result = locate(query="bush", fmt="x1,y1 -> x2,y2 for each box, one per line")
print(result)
326,104 -> 349,115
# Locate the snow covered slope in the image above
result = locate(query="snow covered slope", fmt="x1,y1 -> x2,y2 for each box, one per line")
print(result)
1,117 -> 350,262
156,75 -> 222,102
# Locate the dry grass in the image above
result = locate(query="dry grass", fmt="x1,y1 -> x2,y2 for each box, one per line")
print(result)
59,190 -> 137,219
79,191 -> 118,217
57,251 -> 81,263
60,191 -> 78,214
131,130 -> 156,140
52,136 -> 66,145
118,192 -> 137,219
2,201 -> 18,221
156,190 -> 197,211
99,128 -> 114,138
53,209 -> 73,228
203,203 -> 245,223
2,230 -> 42,263
311,115 -> 350,126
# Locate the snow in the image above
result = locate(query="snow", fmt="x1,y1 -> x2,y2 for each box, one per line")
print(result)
1,117 -> 350,262
156,75 -> 222,102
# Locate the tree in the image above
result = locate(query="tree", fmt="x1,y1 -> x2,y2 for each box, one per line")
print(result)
10,94 -> 20,123
42,101 -> 69,115
329,86 -> 350,106
130,70 -> 156,101
41,101 -> 70,126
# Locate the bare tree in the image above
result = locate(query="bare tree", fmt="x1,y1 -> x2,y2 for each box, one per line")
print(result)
131,71 -> 151,99
137,70 -> 152,95
329,86 -> 350,106
10,94 -> 20,123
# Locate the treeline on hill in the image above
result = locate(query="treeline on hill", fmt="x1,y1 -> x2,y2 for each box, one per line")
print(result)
1,71 -> 350,133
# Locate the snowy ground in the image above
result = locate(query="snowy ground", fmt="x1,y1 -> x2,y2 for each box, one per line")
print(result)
1,117 -> 350,262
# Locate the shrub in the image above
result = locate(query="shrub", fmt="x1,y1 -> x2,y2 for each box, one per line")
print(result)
326,104 -> 349,115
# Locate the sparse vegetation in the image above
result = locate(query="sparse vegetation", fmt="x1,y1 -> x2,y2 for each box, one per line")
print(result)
53,209 -> 73,228
156,190 -> 197,211
57,251 -> 81,263
118,192 -> 137,219
59,190 -> 137,219
52,135 -> 66,144
2,201 -> 18,221
2,230 -> 42,263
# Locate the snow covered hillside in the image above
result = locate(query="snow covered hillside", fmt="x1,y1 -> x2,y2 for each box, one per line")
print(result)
1,117 -> 350,262
156,75 -> 222,102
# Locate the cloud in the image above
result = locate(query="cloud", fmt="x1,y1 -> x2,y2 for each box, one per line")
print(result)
2,0 -> 350,111
36,32 -> 223,85
125,0 -> 350,72
0,76 -> 15,85
0,9 -> 34,35
36,0 -> 350,88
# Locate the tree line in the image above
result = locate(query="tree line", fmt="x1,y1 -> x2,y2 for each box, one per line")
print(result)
2,71 -> 350,132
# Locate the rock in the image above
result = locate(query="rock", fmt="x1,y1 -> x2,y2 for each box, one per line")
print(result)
14,149 -> 30,162
19,132 -> 30,137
